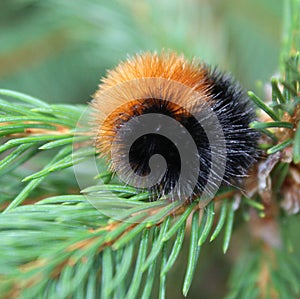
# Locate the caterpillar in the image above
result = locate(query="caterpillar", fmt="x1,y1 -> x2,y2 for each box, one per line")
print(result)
91,51 -> 259,202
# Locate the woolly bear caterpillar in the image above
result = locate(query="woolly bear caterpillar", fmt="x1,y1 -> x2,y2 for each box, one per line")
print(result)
91,52 -> 259,202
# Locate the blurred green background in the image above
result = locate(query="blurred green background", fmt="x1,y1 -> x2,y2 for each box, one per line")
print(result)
0,0 -> 284,298
0,0 -> 282,104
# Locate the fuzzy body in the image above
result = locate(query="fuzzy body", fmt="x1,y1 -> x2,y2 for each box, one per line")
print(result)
92,52 -> 259,200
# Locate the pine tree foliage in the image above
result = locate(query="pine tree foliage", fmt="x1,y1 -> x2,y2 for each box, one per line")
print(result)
0,0 -> 300,298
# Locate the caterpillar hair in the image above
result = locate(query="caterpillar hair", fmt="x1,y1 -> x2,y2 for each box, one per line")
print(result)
91,51 -> 260,201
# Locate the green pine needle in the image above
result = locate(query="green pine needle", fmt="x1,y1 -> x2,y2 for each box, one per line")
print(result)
250,121 -> 293,129
125,229 -> 149,299
182,211 -> 201,296
210,201 -> 228,242
161,222 -> 186,276
267,138 -> 293,154
293,121 -> 300,163
223,200 -> 235,254
198,201 -> 215,246
248,91 -> 281,121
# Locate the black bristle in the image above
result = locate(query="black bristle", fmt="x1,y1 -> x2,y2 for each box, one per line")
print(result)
124,99 -> 212,198
207,68 -> 260,182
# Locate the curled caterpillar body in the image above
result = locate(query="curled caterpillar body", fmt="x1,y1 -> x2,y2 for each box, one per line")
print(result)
92,52 -> 259,201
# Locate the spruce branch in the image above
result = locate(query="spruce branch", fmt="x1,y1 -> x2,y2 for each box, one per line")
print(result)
0,55 -> 299,298
0,88 -> 240,297
0,1 -> 300,298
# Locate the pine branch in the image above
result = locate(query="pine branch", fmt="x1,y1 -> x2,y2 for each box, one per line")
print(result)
0,87 -> 269,298
0,1 -> 300,298
0,88 -> 242,297
0,51 -> 299,299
